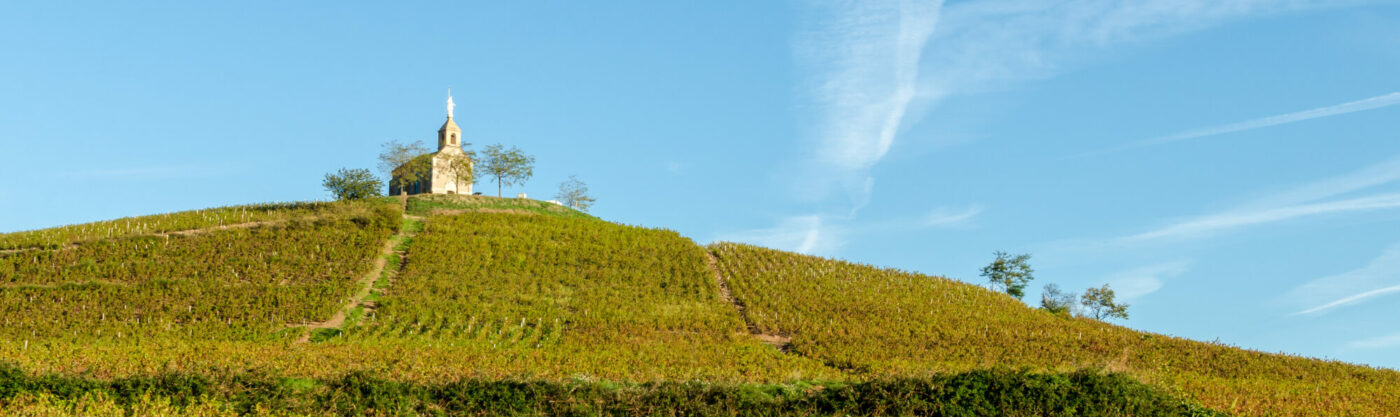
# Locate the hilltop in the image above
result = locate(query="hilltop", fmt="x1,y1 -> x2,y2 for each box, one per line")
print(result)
1,195 -> 1396,416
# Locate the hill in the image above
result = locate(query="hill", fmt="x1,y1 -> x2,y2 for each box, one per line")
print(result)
1,195 -> 1395,416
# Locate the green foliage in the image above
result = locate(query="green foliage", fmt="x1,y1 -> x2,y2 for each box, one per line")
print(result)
980,251 -> 1035,299
478,143 -> 534,197
404,194 -> 591,219
0,363 -> 1219,416
379,140 -> 432,196
1081,284 -> 1130,321
322,168 -> 384,201
555,174 -> 596,211
309,328 -> 343,343
1040,283 -> 1078,315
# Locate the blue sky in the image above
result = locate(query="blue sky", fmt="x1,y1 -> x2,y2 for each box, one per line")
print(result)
3,1 -> 1399,369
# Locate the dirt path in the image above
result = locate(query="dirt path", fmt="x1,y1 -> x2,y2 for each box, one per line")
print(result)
0,219 -> 303,255
294,235 -> 396,343
294,215 -> 419,343
703,251 -> 791,351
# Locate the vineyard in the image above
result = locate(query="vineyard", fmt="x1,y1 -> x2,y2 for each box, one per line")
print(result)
0,200 -> 395,251
334,211 -> 834,381
709,242 -> 1400,416
1,195 -> 1396,415
0,201 -> 400,343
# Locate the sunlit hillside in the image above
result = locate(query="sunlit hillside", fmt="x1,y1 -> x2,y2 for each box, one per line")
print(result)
0,194 -> 1394,415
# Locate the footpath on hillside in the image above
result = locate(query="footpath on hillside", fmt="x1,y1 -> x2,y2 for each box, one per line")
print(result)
294,212 -> 422,343
703,252 -> 791,351
0,218 -> 324,255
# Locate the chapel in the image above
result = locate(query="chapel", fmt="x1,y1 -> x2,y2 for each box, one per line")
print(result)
389,93 -> 474,195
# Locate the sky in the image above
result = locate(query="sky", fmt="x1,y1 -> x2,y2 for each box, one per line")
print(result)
2,1 -> 1399,369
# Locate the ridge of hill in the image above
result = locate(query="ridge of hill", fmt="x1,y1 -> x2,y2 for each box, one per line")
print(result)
1,194 -> 1396,416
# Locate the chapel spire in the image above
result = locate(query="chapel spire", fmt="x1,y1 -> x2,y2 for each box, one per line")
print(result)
438,89 -> 463,152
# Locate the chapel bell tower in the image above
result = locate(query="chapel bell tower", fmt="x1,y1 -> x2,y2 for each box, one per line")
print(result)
438,91 -> 463,153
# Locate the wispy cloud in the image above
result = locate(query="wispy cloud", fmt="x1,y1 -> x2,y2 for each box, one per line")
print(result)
715,215 -> 841,256
1348,332 -> 1400,350
925,205 -> 982,228
1296,284 -> 1400,315
798,1 -> 942,174
1123,193 -> 1400,243
715,204 -> 982,256
1039,153 -> 1400,258
1116,152 -> 1400,243
1249,154 -> 1400,208
792,0 -> 1342,209
1078,91 -> 1400,157
1105,261 -> 1191,301
1286,243 -> 1400,316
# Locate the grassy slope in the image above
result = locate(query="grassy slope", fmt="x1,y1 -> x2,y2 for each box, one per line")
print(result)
710,242 -> 1400,416
1,194 -> 1394,415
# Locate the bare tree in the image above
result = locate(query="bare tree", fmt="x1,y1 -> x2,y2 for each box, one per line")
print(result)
1040,283 -> 1078,315
555,175 -> 595,211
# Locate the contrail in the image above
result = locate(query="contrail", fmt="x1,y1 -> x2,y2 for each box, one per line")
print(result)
1072,91 -> 1400,158
1293,284 -> 1400,316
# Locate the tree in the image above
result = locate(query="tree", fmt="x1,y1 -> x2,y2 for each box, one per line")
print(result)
377,140 -> 431,196
479,143 -> 534,197
1081,284 -> 1129,321
555,175 -> 595,211
323,168 -> 384,201
980,251 -> 1035,299
1040,283 -> 1078,315
436,149 -> 476,193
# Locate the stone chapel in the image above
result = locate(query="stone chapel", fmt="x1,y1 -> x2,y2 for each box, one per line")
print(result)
389,93 -> 474,195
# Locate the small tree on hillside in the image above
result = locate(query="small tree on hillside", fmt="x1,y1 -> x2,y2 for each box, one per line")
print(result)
437,148 -> 476,192
377,140 -> 431,196
980,251 -> 1035,300
323,168 -> 384,201
555,175 -> 595,211
479,143 -> 534,197
1081,284 -> 1129,321
1040,283 -> 1078,315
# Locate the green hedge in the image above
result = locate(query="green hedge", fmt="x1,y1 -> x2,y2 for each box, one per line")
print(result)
0,364 -> 1222,416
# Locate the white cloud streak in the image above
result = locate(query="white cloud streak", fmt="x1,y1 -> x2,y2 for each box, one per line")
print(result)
1295,284 -> 1400,315
1080,91 -> 1400,157
1144,92 -> 1400,145
1105,261 -> 1191,301
793,0 -> 1346,209
1348,332 -> 1400,350
1249,154 -> 1400,208
925,205 -> 982,228
715,204 -> 982,256
1123,193 -> 1400,243
715,215 -> 841,256
800,1 -> 943,174
1287,244 -> 1400,316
